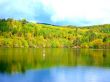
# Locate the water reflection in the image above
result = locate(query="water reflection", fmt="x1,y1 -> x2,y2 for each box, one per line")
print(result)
0,67 -> 110,82
0,48 -> 110,73
42,48 -> 46,60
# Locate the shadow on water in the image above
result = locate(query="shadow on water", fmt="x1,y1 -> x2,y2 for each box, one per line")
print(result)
0,48 -> 110,73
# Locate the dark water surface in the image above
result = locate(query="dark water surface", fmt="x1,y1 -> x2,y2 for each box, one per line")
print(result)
0,48 -> 110,82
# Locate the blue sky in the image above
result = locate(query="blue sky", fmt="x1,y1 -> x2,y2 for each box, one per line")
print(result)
0,0 -> 110,26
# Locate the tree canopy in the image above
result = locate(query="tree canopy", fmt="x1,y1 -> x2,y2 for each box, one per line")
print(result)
0,18 -> 110,48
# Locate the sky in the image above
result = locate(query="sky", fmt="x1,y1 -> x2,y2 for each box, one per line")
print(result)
0,0 -> 110,26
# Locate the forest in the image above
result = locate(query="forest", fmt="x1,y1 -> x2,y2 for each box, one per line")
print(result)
0,18 -> 110,48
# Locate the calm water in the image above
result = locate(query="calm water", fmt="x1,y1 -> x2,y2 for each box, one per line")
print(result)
0,48 -> 110,82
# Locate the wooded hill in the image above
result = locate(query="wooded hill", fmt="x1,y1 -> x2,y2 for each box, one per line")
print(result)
0,18 -> 110,48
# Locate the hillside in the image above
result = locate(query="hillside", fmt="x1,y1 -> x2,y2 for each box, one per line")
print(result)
0,18 -> 110,48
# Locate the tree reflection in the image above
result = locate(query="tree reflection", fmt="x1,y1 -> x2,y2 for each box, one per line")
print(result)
0,48 -> 110,73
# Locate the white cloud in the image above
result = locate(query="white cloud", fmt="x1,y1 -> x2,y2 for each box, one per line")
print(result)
0,0 -> 41,21
40,0 -> 110,26
0,0 -> 110,26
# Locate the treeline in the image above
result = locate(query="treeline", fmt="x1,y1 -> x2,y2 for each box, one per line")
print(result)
0,18 -> 110,48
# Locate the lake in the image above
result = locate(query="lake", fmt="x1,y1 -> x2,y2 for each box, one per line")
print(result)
0,48 -> 110,82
